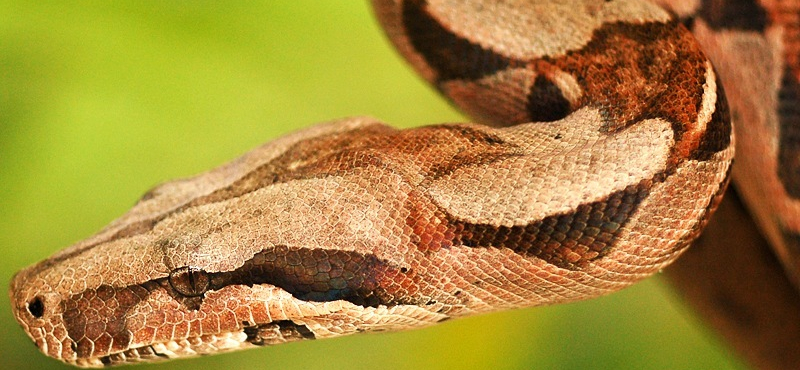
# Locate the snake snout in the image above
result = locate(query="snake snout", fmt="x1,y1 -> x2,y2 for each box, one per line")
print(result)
9,269 -> 74,362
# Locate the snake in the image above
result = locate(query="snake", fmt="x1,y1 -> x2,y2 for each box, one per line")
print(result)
8,0 -> 799,368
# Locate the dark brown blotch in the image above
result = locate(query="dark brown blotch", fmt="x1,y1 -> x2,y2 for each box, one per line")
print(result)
690,75 -> 732,161
778,67 -> 800,199
527,75 -> 572,122
451,180 -> 653,270
697,0 -> 768,32
401,0 -> 515,82
207,246 -> 424,308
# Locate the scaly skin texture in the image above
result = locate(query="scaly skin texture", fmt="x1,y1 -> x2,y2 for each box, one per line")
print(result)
658,0 -> 800,294
656,1 -> 800,369
10,0 -> 736,367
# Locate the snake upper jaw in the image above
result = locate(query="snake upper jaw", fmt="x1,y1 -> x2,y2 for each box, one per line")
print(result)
77,331 -> 254,368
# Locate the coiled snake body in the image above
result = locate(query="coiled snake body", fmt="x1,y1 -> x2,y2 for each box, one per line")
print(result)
9,1 -> 799,368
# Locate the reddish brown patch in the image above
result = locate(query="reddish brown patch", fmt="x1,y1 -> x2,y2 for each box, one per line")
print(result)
549,22 -> 711,161
52,123 -> 522,268
62,285 -> 151,359
405,8 -> 725,165
404,189 -> 455,252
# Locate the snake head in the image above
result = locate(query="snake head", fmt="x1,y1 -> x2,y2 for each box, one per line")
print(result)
8,117 -> 453,367
11,255 -> 443,367
10,253 -> 439,368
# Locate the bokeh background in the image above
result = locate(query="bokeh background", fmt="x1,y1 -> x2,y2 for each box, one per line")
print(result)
1,2 -> 747,369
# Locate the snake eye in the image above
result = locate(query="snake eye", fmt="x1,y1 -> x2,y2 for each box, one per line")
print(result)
169,266 -> 210,297
27,296 -> 44,318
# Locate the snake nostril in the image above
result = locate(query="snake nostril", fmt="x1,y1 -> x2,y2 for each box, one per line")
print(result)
27,296 -> 45,318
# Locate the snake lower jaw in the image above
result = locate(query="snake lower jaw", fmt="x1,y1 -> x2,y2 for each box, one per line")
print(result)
73,330 -> 274,368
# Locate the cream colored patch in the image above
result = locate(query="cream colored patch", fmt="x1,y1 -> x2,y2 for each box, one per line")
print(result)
695,61 -> 717,136
149,166 -> 416,273
426,107 -> 674,226
427,0 -> 671,58
551,69 -> 583,106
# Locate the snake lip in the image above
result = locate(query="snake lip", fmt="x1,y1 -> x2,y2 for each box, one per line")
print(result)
69,318 -> 326,367
73,344 -> 174,368
72,330 -> 252,368
97,344 -> 169,367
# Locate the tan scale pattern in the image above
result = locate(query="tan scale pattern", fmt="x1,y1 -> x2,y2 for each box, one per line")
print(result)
10,0 -> 734,367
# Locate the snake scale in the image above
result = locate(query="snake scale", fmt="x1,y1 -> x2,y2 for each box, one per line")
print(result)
8,0 -> 799,368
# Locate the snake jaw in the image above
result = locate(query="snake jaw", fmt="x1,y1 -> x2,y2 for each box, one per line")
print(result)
72,330 -> 272,367
11,263 -> 449,368
66,302 -> 449,368
62,315 -> 326,367
77,331 -> 253,368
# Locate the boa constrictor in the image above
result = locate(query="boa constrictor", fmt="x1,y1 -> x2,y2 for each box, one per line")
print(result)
8,0 -> 798,368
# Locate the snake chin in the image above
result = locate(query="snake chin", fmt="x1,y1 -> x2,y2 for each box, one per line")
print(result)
73,319 -> 321,368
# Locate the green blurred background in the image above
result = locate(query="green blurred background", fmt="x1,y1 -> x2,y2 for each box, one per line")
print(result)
1,2 -> 746,369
